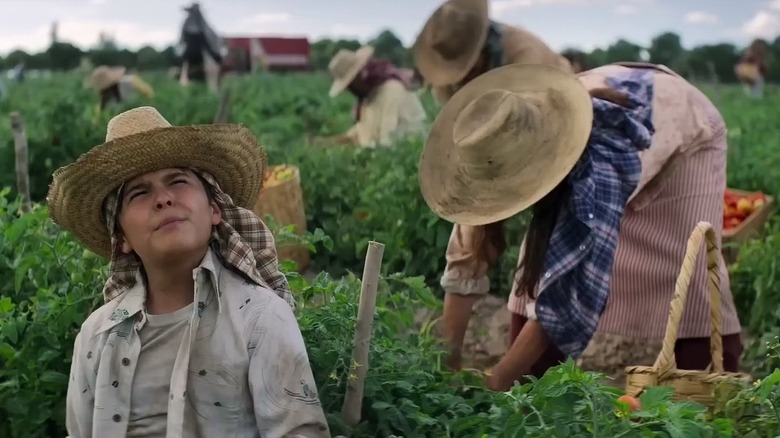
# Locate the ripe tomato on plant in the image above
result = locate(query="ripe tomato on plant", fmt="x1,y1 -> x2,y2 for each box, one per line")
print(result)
617,394 -> 641,412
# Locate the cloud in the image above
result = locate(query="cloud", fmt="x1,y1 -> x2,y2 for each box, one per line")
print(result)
491,0 -> 601,14
0,19 -> 176,52
742,11 -> 780,39
685,11 -> 719,24
246,12 -> 291,24
615,5 -> 639,14
770,0 -> 780,10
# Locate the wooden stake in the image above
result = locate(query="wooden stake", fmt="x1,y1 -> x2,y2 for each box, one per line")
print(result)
10,111 -> 30,212
341,241 -> 385,428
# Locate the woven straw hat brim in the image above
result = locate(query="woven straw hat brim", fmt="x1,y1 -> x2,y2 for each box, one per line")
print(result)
47,124 -> 266,259
413,0 -> 489,87
419,63 -> 594,226
89,66 -> 126,92
329,46 -> 375,98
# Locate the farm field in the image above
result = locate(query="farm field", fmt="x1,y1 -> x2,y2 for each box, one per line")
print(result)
1,72 -> 780,437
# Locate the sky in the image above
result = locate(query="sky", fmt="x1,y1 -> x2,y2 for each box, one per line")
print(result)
1,0 -> 779,55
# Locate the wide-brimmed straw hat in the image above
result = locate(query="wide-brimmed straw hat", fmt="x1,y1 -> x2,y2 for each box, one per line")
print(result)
328,45 -> 375,97
47,106 -> 266,259
413,0 -> 489,87
88,65 -> 126,92
419,63 -> 594,226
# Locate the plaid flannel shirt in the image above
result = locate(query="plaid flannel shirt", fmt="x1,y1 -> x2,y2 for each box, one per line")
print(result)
534,68 -> 655,358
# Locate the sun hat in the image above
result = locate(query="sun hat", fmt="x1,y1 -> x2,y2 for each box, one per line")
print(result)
88,65 -> 127,92
328,45 -> 375,97
418,63 -> 594,226
413,0 -> 489,87
47,106 -> 266,259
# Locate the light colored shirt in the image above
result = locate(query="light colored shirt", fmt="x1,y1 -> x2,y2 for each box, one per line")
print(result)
126,303 -> 193,437
439,64 -> 741,341
66,248 -> 330,438
344,79 -> 427,148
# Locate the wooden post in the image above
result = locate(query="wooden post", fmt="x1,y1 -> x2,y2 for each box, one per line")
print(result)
213,88 -> 231,123
10,112 -> 31,212
341,241 -> 385,428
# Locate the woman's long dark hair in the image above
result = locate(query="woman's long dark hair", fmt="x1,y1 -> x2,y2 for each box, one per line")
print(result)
515,180 -> 570,299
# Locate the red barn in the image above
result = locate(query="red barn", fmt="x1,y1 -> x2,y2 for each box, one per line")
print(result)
222,35 -> 311,73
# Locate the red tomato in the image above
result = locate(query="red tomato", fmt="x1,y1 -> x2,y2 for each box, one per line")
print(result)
617,394 -> 641,412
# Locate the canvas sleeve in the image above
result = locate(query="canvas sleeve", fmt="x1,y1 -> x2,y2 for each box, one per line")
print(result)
247,296 -> 330,438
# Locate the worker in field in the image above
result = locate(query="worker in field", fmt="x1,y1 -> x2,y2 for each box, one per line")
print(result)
177,2 -> 223,94
87,65 -> 155,112
421,62 -> 743,390
50,106 -> 330,437
735,38 -> 768,98
412,0 -> 572,106
317,45 -> 427,148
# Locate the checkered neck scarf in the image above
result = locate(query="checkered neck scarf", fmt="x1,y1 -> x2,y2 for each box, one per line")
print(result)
100,169 -> 295,310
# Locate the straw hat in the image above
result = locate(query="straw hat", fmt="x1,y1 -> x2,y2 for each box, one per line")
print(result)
328,45 -> 375,97
419,63 -> 594,226
47,106 -> 266,259
88,65 -> 127,92
413,0 -> 489,87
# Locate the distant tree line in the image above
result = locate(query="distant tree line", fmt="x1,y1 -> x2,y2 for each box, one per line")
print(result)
2,30 -> 779,83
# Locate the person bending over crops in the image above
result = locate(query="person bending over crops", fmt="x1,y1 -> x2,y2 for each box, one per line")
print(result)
317,45 -> 427,148
735,39 -> 768,98
50,106 -> 330,437
420,62 -> 743,391
413,0 -> 572,106
87,65 -> 154,112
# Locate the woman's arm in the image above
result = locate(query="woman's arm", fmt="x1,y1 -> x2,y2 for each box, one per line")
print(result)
486,319 -> 549,391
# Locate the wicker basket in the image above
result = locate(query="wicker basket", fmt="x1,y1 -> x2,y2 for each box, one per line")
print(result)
624,221 -> 752,408
253,165 -> 310,272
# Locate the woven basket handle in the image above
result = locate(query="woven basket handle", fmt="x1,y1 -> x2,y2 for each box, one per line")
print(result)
653,221 -> 724,377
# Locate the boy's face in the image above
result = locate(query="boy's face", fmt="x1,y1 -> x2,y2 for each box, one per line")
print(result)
117,168 -> 221,263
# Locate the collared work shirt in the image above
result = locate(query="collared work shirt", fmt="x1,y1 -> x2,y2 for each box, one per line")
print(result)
66,249 -> 330,438
440,64 -> 741,354
344,79 -> 427,148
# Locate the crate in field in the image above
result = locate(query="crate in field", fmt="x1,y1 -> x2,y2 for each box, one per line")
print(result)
722,188 -> 774,264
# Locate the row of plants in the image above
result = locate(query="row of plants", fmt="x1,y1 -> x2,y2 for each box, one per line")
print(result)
1,192 -> 779,437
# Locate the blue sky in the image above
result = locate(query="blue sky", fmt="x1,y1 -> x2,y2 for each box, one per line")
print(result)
0,0 -> 779,55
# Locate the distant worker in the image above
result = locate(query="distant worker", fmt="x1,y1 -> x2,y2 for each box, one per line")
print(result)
413,0 -> 572,106
735,39 -> 768,98
87,66 -> 154,112
177,2 -> 223,94
318,45 -> 427,148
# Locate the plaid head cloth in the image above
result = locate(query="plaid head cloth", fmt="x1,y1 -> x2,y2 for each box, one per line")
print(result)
100,169 -> 295,310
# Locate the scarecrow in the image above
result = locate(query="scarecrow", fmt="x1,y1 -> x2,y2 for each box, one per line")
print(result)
735,38 -> 768,98
178,2 -> 223,94
413,0 -> 572,106
51,106 -> 330,437
421,62 -> 743,389
316,45 -> 427,148
87,65 -> 154,113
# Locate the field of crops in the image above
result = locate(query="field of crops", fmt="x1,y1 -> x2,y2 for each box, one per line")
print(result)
1,72 -> 780,437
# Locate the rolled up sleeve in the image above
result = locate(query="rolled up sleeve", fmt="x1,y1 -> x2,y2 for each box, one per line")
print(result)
440,224 -> 504,296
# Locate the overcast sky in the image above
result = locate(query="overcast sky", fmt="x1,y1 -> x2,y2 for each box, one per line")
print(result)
0,0 -> 779,55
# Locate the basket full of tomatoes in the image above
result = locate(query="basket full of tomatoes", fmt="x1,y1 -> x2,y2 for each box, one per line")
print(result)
722,188 -> 773,263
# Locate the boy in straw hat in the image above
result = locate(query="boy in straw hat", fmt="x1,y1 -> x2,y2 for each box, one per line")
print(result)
421,62 -> 743,391
316,45 -> 427,148
413,0 -> 572,106
87,65 -> 155,112
50,106 -> 330,437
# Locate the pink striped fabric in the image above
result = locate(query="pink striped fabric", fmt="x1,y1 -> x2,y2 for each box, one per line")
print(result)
506,65 -> 742,339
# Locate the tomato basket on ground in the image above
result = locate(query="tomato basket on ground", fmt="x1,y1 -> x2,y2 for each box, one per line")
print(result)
253,164 -> 310,272
624,222 -> 752,408
722,188 -> 773,264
